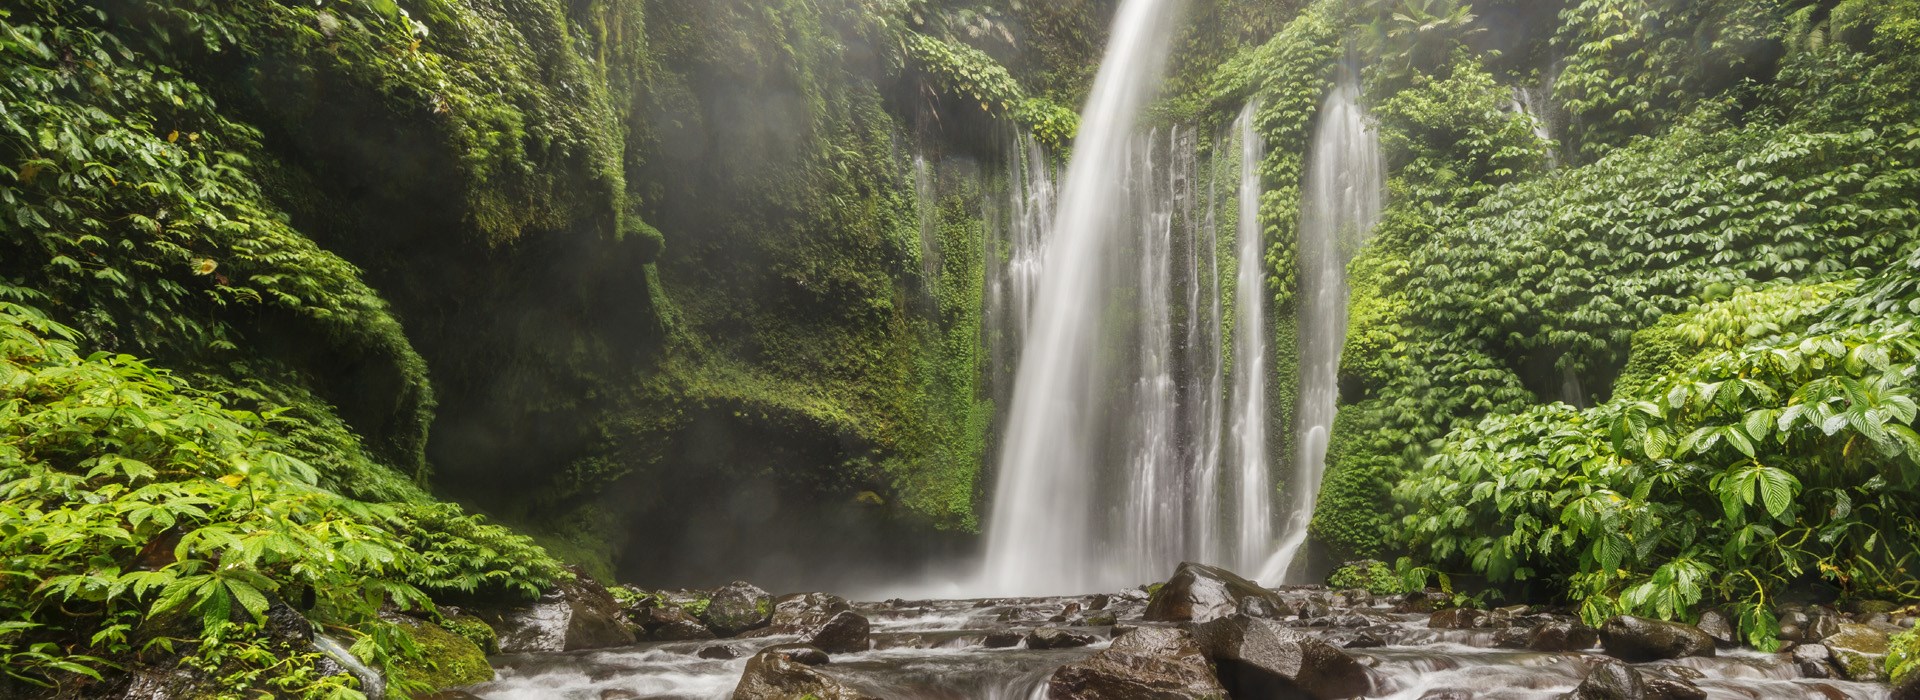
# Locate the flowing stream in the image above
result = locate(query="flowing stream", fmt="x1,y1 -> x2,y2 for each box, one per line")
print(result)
1260,61 -> 1384,585
461,590 -> 1893,700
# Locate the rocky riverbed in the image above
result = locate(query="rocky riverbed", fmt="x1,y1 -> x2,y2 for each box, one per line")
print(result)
437,563 -> 1914,700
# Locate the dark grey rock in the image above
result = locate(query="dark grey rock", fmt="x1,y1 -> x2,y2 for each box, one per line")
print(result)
1047,627 -> 1228,700
1192,614 -> 1373,700
1528,620 -> 1601,652
1145,562 -> 1289,624
1821,622 -> 1896,681
770,592 -> 852,631
983,630 -> 1025,649
1694,611 -> 1735,647
1792,643 -> 1834,679
1027,626 -> 1098,650
697,644 -> 740,660
804,611 -> 871,654
1569,659 -> 1646,700
1599,616 -> 1716,662
481,571 -> 636,653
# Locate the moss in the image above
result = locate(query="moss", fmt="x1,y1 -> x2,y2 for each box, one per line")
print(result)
1327,560 -> 1403,596
440,614 -> 499,656
1890,627 -> 1920,685
390,617 -> 494,694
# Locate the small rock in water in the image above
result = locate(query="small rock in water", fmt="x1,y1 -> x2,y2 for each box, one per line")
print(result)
803,611 -> 870,654
1599,616 -> 1716,662
1569,658 -> 1646,700
480,570 -> 636,653
1076,611 -> 1119,627
1026,626 -> 1097,650
982,630 -> 1024,649
1344,633 -> 1387,649
1240,596 -> 1288,619
1428,608 -> 1486,630
1144,562 -> 1289,624
1087,593 -> 1112,610
1893,673 -> 1920,700
1418,690 -> 1473,700
1694,611 -> 1735,648
697,644 -> 739,660
1807,607 -> 1845,642
761,643 -> 832,666
636,603 -> 717,642
1527,619 -> 1601,652
1792,643 -> 1835,678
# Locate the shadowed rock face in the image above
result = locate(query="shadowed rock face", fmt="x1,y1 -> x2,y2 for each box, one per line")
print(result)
804,611 -> 872,653
483,572 -> 636,653
1190,614 -> 1372,700
1049,627 -> 1228,700
703,581 -> 774,637
1571,659 -> 1647,700
1599,616 -> 1716,662
1146,562 -> 1290,624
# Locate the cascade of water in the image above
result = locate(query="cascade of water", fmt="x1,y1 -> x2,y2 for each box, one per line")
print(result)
1121,128 -> 1182,573
1184,138 -> 1227,565
1226,101 -> 1271,574
1260,62 -> 1384,585
984,133 -> 1056,407
978,0 -> 1186,595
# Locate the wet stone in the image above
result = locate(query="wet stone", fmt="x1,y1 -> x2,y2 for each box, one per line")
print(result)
1027,626 -> 1097,650
696,644 -> 739,660
1599,616 -> 1716,662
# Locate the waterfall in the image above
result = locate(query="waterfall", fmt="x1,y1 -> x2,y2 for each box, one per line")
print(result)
1226,102 -> 1271,575
1260,63 -> 1383,585
977,0 -> 1188,595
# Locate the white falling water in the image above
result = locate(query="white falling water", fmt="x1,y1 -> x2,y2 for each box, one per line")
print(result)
1121,127 -> 1185,571
1185,143 -> 1228,565
1226,101 -> 1271,575
1260,64 -> 1384,585
977,0 -> 1188,596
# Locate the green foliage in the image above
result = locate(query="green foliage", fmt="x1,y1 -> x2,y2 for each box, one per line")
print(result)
388,502 -> 568,602
904,32 -> 1079,147
1615,281 -> 1858,398
1396,256 -> 1920,650
0,296 -> 560,694
0,1 -> 436,475
1891,625 -> 1920,685
1353,0 -> 1485,84
1327,559 -> 1405,595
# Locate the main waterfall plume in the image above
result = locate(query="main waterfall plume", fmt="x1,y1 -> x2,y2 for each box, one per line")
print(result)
1260,61 -> 1383,585
977,0 -> 1187,595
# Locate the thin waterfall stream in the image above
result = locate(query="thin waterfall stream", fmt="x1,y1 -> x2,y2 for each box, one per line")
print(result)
1260,62 -> 1383,585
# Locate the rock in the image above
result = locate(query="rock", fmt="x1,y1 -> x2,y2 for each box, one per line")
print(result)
1528,620 -> 1601,652
770,592 -> 852,630
1844,600 -> 1901,616
1777,609 -> 1811,642
1078,610 -> 1120,627
1894,673 -> 1920,700
1419,691 -> 1472,700
481,570 -> 637,653
702,581 -> 774,637
385,614 -> 494,691
1792,643 -> 1834,679
1340,589 -> 1376,608
1599,616 -> 1716,662
698,644 -> 740,659
1643,676 -> 1707,700
1493,627 -> 1532,649
1048,627 -> 1229,700
1821,623 -> 1895,681
1145,562 -> 1289,624
1344,633 -> 1387,649
1694,611 -> 1735,648
732,647 -> 874,700
762,643 -> 832,666
1429,609 -> 1486,630
1569,659 -> 1645,700
1087,594 -> 1112,611
1028,626 -> 1098,650
1394,589 -> 1445,614
983,630 -> 1025,649
1808,608 -> 1845,642
804,611 -> 871,654
635,603 -> 717,642
1240,596 -> 1291,619
1192,614 -> 1373,700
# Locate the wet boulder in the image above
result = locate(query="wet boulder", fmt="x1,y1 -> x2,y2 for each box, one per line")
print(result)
1792,642 -> 1835,678
1821,623 -> 1896,681
1569,659 -> 1646,700
1429,608 -> 1488,630
1146,562 -> 1288,624
698,644 -> 741,660
732,647 -> 874,700
1894,672 -> 1920,700
1028,626 -> 1099,650
983,630 -> 1025,648
1526,620 -> 1601,652
1192,614 -> 1373,700
1693,611 -> 1735,648
1048,627 -> 1229,700
634,602 -> 717,642
1599,616 -> 1715,662
804,611 -> 871,654
703,581 -> 774,637
481,570 -> 636,653
771,592 -> 852,631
